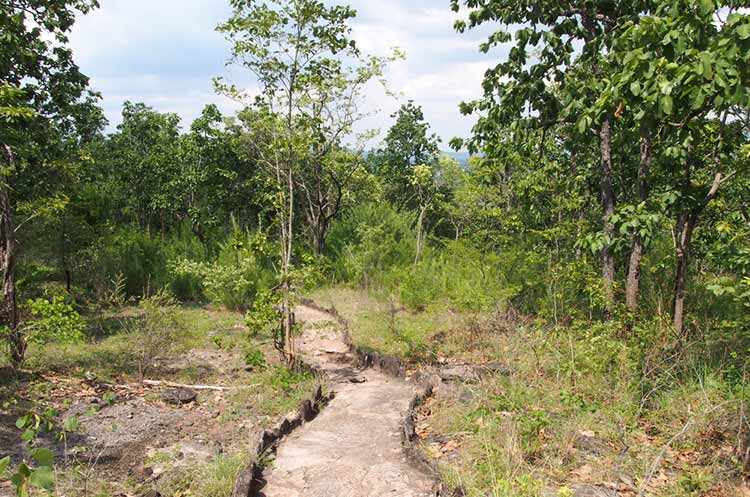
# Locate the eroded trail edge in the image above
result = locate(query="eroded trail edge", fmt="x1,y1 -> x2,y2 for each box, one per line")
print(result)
244,304 -> 437,497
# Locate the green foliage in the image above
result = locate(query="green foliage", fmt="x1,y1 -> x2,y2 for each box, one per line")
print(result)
4,448 -> 56,497
369,101 -> 441,207
25,296 -> 86,345
267,366 -> 312,392
243,346 -> 266,371
326,202 -> 416,286
94,228 -> 173,297
126,291 -> 187,380
245,290 -> 281,337
4,401 -> 84,497
158,453 -> 247,497
170,257 -> 265,312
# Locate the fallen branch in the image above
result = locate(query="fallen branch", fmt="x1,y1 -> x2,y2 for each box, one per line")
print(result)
141,379 -> 256,392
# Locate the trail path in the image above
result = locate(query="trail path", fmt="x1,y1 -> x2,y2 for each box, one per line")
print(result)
257,305 -> 435,497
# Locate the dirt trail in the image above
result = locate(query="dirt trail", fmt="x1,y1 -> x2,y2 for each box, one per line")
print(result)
257,305 -> 435,497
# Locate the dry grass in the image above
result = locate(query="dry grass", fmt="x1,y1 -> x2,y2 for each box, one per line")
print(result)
311,286 -> 750,497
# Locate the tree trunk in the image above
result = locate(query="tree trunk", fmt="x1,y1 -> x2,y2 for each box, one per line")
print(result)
672,213 -> 696,335
280,165 -> 296,366
414,205 -> 426,266
308,211 -> 327,257
625,128 -> 652,315
1,145 -> 22,366
599,119 -> 616,311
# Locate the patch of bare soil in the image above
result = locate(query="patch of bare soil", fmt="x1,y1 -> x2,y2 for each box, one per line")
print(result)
0,347 -> 260,497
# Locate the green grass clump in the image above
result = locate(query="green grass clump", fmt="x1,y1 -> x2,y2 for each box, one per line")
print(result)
157,453 -> 248,497
224,365 -> 320,421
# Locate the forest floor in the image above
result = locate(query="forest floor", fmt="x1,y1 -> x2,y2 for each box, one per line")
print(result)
0,306 -> 319,497
0,292 -> 748,497
308,287 -> 750,497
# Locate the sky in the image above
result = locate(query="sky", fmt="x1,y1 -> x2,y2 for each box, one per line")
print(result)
68,0 -> 504,145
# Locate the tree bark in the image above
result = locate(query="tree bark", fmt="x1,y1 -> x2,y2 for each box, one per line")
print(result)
1,145 -> 22,366
625,127 -> 652,315
414,205 -> 426,266
672,213 -> 696,335
599,119 -> 616,311
279,164 -> 296,367
671,170 -> 725,335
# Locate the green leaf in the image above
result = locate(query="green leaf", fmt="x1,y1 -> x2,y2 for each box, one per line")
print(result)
699,0 -> 714,17
62,416 -> 80,432
28,466 -> 55,490
15,415 -> 28,429
737,23 -> 750,40
16,462 -> 30,478
29,448 -> 54,468
693,91 -> 706,109
660,95 -> 673,115
0,455 -> 9,475
629,81 -> 641,96
21,429 -> 35,443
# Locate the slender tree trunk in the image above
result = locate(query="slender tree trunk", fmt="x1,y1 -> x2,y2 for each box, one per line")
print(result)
414,205 -> 426,266
280,161 -> 295,366
625,127 -> 652,315
315,223 -> 326,256
671,167 -> 726,335
599,119 -> 616,311
1,145 -> 22,366
308,212 -> 326,257
672,213 -> 696,335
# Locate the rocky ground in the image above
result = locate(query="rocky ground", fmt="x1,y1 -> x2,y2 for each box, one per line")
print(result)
256,305 -> 436,497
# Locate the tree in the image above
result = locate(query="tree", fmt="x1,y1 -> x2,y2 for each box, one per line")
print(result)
0,0 -> 101,366
373,101 -> 440,208
102,102 -> 182,232
217,0 -> 391,363
451,0 -> 643,313
178,104 -> 268,241
602,0 -> 750,332
292,54 -> 394,256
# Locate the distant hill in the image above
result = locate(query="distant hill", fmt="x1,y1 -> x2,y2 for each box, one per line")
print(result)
361,150 -> 473,166
442,150 -> 471,165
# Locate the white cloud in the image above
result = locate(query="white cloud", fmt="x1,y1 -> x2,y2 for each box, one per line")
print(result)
69,0 -> 507,142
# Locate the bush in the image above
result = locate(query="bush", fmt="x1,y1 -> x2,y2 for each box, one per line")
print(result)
170,225 -> 274,311
245,290 -> 280,337
243,346 -> 266,370
25,296 -> 86,344
127,291 -> 187,379
326,202 -> 415,286
97,228 -> 171,297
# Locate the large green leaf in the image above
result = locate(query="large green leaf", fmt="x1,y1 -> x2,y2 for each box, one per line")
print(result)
28,466 -> 55,490
659,95 -> 673,115
29,448 -> 54,468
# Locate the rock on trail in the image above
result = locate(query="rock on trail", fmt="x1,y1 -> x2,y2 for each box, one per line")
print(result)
257,305 -> 435,497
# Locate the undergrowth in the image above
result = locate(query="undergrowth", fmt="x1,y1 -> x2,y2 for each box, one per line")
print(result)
312,286 -> 750,497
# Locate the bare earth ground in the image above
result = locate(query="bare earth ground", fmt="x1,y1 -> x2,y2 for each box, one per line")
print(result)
257,305 -> 435,497
0,308 -> 320,497
0,347 -> 255,496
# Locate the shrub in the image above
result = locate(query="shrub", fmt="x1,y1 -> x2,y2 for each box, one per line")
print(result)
170,225 -> 274,311
25,296 -> 86,344
245,290 -> 280,337
243,347 -> 266,370
126,291 -> 187,380
326,202 -> 415,286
